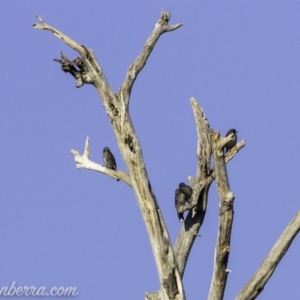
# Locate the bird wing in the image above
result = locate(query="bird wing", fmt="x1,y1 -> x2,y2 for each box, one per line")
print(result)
111,154 -> 117,169
175,193 -> 186,209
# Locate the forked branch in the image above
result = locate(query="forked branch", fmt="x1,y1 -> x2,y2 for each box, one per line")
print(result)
174,98 -> 244,279
34,10 -> 300,300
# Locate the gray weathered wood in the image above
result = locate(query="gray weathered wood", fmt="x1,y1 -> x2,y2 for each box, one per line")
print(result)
34,12 -> 299,300
235,210 -> 300,300
174,99 -> 245,278
148,98 -> 245,298
34,12 -> 184,300
208,131 -> 236,300
118,12 -> 183,106
70,136 -> 132,185
173,98 -> 212,276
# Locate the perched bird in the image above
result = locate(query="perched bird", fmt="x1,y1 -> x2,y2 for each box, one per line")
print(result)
103,147 -> 119,181
224,129 -> 238,153
179,183 -> 193,202
175,189 -> 186,222
103,147 -> 117,170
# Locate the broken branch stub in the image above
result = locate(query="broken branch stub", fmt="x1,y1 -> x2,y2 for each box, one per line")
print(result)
53,51 -> 93,88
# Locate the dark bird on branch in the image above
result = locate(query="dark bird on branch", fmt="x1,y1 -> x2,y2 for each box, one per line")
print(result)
224,129 -> 238,153
179,182 -> 193,202
103,147 -> 119,181
175,189 -> 186,222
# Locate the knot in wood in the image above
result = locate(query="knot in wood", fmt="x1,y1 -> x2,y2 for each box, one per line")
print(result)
108,102 -> 115,110
225,191 -> 235,202
125,135 -> 135,153
162,272 -> 178,300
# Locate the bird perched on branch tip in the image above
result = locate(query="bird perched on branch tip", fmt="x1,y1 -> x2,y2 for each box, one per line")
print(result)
224,129 -> 238,153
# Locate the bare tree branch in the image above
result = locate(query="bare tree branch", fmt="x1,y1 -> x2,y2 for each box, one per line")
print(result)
150,98 -> 214,298
208,131 -> 235,300
34,12 -> 186,300
33,15 -> 115,99
224,141 -> 245,164
164,24 -> 184,32
174,180 -> 212,277
33,16 -> 86,56
118,11 -> 183,106
174,98 -> 212,276
70,137 -> 132,186
33,11 -> 300,300
174,98 -> 245,278
235,210 -> 300,300
208,141 -> 246,181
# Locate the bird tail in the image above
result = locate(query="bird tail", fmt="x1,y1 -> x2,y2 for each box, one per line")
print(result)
178,213 -> 184,222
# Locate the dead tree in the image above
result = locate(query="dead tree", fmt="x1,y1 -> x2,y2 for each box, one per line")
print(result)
33,12 -> 300,300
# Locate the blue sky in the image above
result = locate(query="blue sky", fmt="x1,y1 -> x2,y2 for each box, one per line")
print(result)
0,1 -> 299,299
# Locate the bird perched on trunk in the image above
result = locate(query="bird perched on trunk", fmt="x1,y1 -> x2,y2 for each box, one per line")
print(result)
103,147 -> 119,181
224,129 -> 238,153
175,189 -> 186,222
179,182 -> 193,202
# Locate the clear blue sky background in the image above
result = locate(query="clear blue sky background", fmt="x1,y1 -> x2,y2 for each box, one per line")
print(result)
0,1 -> 299,299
